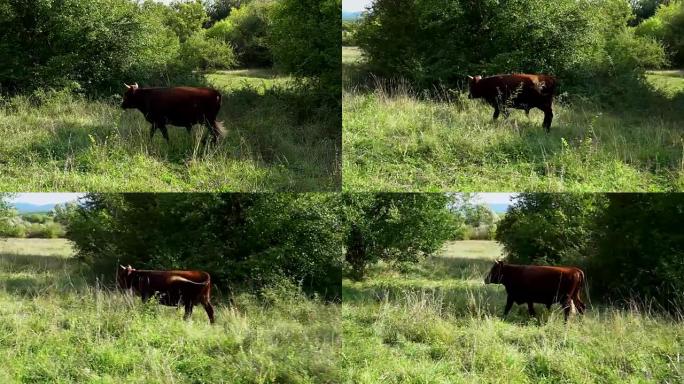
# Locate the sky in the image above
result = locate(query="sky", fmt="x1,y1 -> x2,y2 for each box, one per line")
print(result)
9,193 -> 85,206
472,193 -> 516,206
343,0 -> 373,12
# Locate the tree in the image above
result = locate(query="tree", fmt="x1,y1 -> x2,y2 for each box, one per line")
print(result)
341,193 -> 457,280
635,0 -> 684,67
65,193 -> 342,300
495,194 -> 607,265
589,194 -> 684,311
206,0 -> 275,67
268,0 -> 341,104
165,0 -> 209,43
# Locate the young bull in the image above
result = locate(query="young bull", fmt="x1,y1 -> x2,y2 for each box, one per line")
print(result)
117,265 -> 215,324
484,260 -> 586,322
121,83 -> 225,143
467,74 -> 557,132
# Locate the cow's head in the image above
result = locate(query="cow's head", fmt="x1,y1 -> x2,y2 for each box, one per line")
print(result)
121,83 -> 139,109
117,264 -> 135,290
467,75 -> 482,99
484,260 -> 504,284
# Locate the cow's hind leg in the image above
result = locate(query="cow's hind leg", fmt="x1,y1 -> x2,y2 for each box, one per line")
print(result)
183,301 -> 194,321
540,105 -> 553,132
158,124 -> 170,142
202,299 -> 215,324
503,296 -> 514,317
562,296 -> 573,322
527,302 -> 537,317
492,106 -> 500,121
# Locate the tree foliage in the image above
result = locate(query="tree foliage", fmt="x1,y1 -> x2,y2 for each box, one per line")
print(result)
0,0 -> 237,95
341,193 -> 457,280
635,0 -> 684,67
207,0 -> 275,67
356,0 -> 666,91
268,0 -> 341,98
65,193 -> 343,300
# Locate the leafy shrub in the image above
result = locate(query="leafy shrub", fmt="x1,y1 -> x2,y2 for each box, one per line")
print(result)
0,0 -> 185,94
65,194 -> 342,300
342,21 -> 358,46
635,0 -> 684,67
22,214 -> 48,224
356,0 -> 666,92
268,0 -> 341,105
207,0 -> 275,67
178,30 -> 237,70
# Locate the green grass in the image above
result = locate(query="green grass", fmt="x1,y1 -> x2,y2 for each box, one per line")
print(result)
0,69 -> 339,191
342,240 -> 684,383
0,238 -> 340,383
343,47 -> 684,191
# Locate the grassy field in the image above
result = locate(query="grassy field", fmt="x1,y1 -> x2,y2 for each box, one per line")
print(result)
343,240 -> 684,383
343,47 -> 684,192
0,238 -> 340,383
0,69 -> 340,191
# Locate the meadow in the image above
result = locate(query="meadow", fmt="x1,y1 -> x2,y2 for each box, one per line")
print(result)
0,69 -> 339,192
343,47 -> 684,192
342,240 -> 684,383
0,238 -> 340,384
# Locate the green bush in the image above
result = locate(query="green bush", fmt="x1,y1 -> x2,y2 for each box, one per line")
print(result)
178,30 -> 237,70
268,0 -> 341,104
0,0 -> 184,94
65,194 -> 342,300
635,0 -> 684,67
342,21 -> 358,46
495,194 -> 607,265
207,0 -> 275,67
356,0 -> 666,91
22,213 -> 48,224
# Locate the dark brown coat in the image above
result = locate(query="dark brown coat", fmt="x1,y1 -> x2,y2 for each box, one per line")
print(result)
467,74 -> 557,132
121,83 -> 224,142
484,261 -> 586,321
117,265 -> 215,323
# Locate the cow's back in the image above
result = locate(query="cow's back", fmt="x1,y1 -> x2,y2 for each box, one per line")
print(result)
480,74 -> 555,98
141,87 -> 221,125
503,265 -> 581,304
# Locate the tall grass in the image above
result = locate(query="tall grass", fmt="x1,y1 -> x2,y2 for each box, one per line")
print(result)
343,47 -> 684,192
343,241 -> 684,383
0,69 -> 340,191
0,238 -> 340,383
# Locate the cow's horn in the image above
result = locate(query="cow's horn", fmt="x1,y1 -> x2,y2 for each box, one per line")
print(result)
124,83 -> 130,89
133,82 -> 138,88
467,75 -> 473,80
119,264 -> 125,269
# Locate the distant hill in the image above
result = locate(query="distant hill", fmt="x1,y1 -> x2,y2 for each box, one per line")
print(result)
343,11 -> 363,21
12,202 -> 60,213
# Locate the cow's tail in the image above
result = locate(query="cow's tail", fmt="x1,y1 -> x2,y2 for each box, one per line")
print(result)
214,92 -> 226,138
169,275 -> 210,285
579,269 -> 591,308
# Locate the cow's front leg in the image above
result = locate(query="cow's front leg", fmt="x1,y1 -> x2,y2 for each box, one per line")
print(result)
503,296 -> 514,316
527,302 -> 537,317
540,104 -> 553,132
158,124 -> 170,142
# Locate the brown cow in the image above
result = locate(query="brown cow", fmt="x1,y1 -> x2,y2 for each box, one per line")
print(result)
467,74 -> 557,132
117,265 -> 215,324
484,260 -> 586,321
121,83 -> 224,143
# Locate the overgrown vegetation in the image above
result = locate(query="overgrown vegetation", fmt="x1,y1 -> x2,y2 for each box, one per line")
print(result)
343,240 -> 684,383
0,238 -> 340,383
